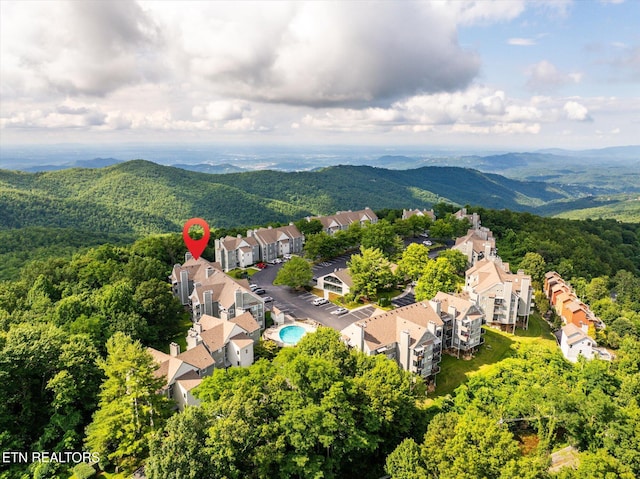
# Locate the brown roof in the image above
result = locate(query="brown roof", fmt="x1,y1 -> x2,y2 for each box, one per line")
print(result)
147,347 -> 188,386
353,301 -> 443,351
314,208 -> 377,230
567,301 -> 586,313
171,258 -> 223,283
200,321 -> 240,352
434,292 -> 483,320
250,224 -> 302,245
453,229 -> 495,253
230,333 -> 254,348
189,265 -> 257,309
230,311 -> 260,334
199,314 -> 224,331
466,258 -> 531,293
322,268 -> 353,288
175,370 -> 203,392
177,344 -> 215,370
562,323 -> 594,346
219,235 -> 258,251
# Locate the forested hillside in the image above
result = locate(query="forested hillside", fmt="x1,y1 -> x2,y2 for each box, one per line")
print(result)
0,160 -> 576,236
1,201 -> 639,477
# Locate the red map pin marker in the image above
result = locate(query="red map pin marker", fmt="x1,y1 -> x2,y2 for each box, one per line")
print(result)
183,218 -> 210,260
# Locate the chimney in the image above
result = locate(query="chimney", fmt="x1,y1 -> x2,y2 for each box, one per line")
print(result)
237,234 -> 242,238
169,342 -> 180,357
235,289 -> 243,308
186,329 -> 201,350
195,322 -> 203,333
448,305 -> 457,320
179,270 -> 190,305
356,323 -> 365,351
399,330 -> 410,370
206,266 -> 215,278
185,252 -> 193,262
429,299 -> 441,315
203,290 -> 213,316
484,243 -> 492,259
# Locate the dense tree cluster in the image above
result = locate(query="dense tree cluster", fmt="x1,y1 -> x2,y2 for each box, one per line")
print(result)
477,208 -> 640,279
0,199 -> 639,478
0,236 -> 189,478
147,329 -> 424,479
386,339 -> 640,479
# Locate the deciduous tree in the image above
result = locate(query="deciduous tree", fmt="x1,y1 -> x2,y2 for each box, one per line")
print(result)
273,256 -> 313,289
414,256 -> 462,301
397,243 -> 431,282
348,247 -> 396,301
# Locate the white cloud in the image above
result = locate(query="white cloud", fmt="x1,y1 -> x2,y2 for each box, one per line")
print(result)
1,1 -> 164,98
1,1 -> 481,108
508,38 -> 537,46
192,101 -> 252,122
563,101 -> 592,121
1,0 -> 637,148
526,60 -> 583,92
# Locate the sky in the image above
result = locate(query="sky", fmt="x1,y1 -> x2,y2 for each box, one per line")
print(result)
1,0 -> 638,152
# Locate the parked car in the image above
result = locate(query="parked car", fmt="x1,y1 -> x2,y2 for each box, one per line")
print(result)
331,307 -> 348,315
313,298 -> 329,306
263,296 -> 273,302
422,240 -> 433,246
283,254 -> 292,260
256,262 -> 267,269
249,284 -> 259,290
254,289 -> 266,295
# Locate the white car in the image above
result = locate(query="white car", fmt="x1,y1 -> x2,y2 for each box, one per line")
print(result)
331,307 -> 348,315
313,298 -> 329,306
422,240 -> 433,246
250,284 -> 259,291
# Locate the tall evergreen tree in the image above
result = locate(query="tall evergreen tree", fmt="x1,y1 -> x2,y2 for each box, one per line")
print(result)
85,332 -> 170,472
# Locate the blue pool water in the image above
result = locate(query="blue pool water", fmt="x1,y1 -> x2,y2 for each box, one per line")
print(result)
279,325 -> 307,345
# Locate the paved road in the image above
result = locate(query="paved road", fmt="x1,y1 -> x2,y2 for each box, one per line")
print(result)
251,237 -> 449,330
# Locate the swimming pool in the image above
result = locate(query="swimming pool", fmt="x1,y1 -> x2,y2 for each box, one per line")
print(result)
279,325 -> 307,345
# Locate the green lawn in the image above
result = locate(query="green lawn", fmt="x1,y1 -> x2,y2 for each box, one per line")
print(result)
432,313 -> 557,398
161,313 -> 193,354
227,267 -> 260,279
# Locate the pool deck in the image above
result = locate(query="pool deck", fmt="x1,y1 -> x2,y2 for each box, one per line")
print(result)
263,319 -> 318,347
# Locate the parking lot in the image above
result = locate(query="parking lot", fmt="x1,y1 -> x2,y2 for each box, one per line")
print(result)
392,291 -> 416,308
251,256 -> 377,330
250,240 -> 449,331
310,253 -> 352,279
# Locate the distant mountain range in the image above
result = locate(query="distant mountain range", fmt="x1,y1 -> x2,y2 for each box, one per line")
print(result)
0,160 -> 584,234
20,157 -> 124,172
